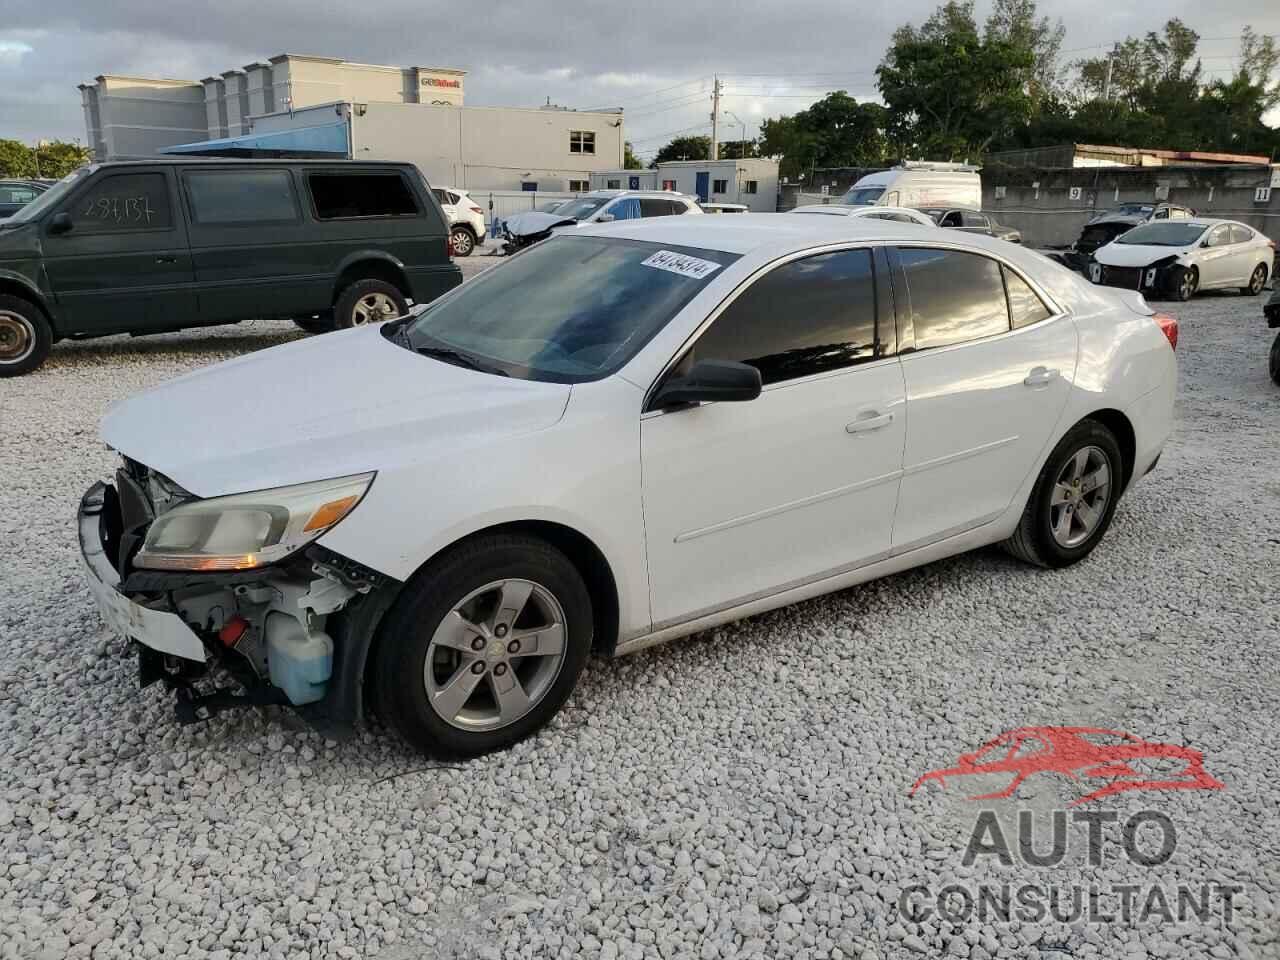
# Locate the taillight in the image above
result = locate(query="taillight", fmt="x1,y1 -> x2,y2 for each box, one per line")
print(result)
469,206 -> 484,215
1153,312 -> 1178,350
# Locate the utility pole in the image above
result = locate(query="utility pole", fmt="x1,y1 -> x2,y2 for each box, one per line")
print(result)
1101,45 -> 1117,102
710,75 -> 721,162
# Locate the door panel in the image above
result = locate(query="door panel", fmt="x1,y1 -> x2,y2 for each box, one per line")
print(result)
894,317 -> 1077,550
642,363 -> 906,626
42,169 -> 197,335
1196,225 -> 1235,288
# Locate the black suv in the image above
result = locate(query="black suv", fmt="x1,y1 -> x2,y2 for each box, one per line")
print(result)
0,159 -> 462,376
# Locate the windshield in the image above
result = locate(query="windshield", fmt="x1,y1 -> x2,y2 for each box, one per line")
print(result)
402,236 -> 739,383
840,186 -> 885,206
7,166 -> 94,224
535,200 -> 567,213
1116,222 -> 1207,247
549,197 -> 609,220
1115,203 -> 1154,214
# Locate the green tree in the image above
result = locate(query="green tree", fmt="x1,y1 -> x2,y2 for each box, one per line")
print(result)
758,92 -> 887,179
0,140 -> 36,178
623,141 -> 643,170
877,1 -> 1035,159
653,135 -> 710,164
0,139 -> 92,179
984,0 -> 1065,108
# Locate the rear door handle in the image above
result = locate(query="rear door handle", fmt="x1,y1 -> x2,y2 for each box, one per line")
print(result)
155,256 -> 178,264
846,410 -> 894,434
1023,366 -> 1060,388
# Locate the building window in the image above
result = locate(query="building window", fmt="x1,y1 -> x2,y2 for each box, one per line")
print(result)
569,131 -> 596,155
521,182 -> 538,192
606,179 -> 621,189
742,180 -> 758,195
568,179 -> 590,192
661,179 -> 677,191
713,179 -> 728,194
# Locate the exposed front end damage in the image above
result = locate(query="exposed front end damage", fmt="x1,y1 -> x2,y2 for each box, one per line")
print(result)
78,460 -> 397,733
1088,255 -> 1185,297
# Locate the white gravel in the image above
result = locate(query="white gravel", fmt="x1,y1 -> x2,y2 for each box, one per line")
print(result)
0,279 -> 1277,960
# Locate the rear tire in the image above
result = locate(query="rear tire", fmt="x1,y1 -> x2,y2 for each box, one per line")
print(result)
334,279 -> 408,330
373,534 -> 593,758
450,225 -> 476,257
1270,331 -> 1280,387
0,295 -> 52,378
1243,263 -> 1267,296
1002,420 -> 1124,569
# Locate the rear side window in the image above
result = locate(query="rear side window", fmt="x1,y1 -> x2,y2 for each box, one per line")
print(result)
1003,266 -> 1052,329
71,173 -> 172,232
691,249 -> 879,385
897,248 -> 1009,349
961,211 -> 988,228
185,170 -> 297,224
1229,224 -> 1254,244
640,198 -> 682,217
308,173 -> 419,220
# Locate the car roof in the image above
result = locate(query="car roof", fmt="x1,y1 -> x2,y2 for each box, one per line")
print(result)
585,189 -> 692,199
90,158 -> 416,169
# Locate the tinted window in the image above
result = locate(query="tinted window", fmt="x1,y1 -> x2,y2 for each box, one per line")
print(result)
898,248 -> 1009,350
186,170 -> 296,224
1229,224 -> 1254,244
691,249 -> 878,385
605,197 -> 641,220
432,188 -> 448,204
938,210 -> 963,228
640,198 -> 676,217
961,211 -> 988,228
0,185 -> 39,203
841,186 -> 884,205
70,173 -> 172,232
309,173 -> 418,219
404,236 -> 738,383
1003,266 -> 1052,329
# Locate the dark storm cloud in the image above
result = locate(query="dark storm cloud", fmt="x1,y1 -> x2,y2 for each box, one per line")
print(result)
1,1 -> 1276,155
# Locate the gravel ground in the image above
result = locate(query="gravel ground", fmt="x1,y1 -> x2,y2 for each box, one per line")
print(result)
0,276 -> 1277,960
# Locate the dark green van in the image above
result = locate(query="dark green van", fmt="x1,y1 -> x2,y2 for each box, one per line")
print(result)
0,159 -> 462,376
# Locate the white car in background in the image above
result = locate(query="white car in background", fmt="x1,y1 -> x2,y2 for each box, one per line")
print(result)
500,190 -> 702,253
432,187 -> 487,257
787,204 -> 936,227
80,215 -> 1177,757
1091,218 -> 1274,301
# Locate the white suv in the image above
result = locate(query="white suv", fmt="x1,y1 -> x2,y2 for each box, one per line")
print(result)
432,187 -> 486,257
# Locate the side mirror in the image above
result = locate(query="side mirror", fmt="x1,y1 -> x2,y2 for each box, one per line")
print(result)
597,213 -> 615,223
651,359 -> 762,409
47,212 -> 73,235
1200,239 -> 1211,248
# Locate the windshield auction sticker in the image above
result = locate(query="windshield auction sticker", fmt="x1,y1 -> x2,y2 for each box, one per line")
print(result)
641,250 -> 723,280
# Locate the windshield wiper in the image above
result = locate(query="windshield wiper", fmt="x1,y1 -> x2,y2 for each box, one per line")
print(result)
416,346 -> 509,376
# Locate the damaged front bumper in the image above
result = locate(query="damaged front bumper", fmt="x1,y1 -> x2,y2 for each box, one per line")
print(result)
1087,259 -> 1182,295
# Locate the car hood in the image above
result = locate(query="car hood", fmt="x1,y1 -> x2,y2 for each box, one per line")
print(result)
1094,243 -> 1192,268
1086,212 -> 1145,226
504,210 -> 577,237
101,325 -> 572,498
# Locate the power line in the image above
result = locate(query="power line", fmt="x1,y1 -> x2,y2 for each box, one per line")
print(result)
581,76 -> 709,111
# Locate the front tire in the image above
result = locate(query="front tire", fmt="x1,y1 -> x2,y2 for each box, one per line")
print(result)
1243,263 -> 1268,296
450,225 -> 476,257
0,295 -> 52,378
372,534 -> 593,757
1270,331 -> 1280,386
1171,265 -> 1198,302
1002,420 -> 1124,569
334,279 -> 408,329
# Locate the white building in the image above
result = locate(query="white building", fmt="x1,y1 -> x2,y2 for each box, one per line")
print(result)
79,54 -> 625,193
590,158 -> 779,212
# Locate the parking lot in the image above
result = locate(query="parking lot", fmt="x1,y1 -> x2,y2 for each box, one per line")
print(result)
0,276 -> 1276,959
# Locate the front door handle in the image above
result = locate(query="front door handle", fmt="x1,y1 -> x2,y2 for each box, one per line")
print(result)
1023,366 -> 1060,388
155,256 -> 178,264
846,411 -> 894,434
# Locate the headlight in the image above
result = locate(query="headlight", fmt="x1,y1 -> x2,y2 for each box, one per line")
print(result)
135,473 -> 374,572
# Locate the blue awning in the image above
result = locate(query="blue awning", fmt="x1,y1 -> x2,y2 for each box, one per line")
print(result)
160,120 -> 349,157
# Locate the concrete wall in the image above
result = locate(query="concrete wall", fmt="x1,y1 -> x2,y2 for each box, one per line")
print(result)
350,101 -> 624,192
78,76 -> 208,159
981,164 -> 1280,248
267,56 -> 465,112
590,169 -> 662,190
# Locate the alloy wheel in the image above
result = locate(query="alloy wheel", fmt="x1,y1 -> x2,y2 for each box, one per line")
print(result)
0,311 -> 35,364
1050,445 -> 1112,548
1249,265 -> 1266,295
451,228 -> 474,256
1178,269 -> 1197,301
351,292 -> 399,326
423,579 -> 568,732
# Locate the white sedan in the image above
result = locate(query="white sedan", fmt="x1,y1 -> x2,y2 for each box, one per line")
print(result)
788,204 -> 937,227
1091,218 -> 1274,301
79,216 -> 1178,756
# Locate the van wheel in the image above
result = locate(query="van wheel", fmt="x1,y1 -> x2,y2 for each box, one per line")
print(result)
334,279 -> 408,329
292,312 -> 335,334
0,295 -> 52,378
450,226 -> 476,257
372,533 -> 592,758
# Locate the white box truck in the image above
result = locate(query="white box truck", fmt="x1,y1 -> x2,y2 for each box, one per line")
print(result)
841,162 -> 981,209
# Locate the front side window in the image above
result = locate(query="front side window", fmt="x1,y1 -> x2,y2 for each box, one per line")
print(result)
9,166 -> 94,224
402,236 -> 738,383
961,211 -> 988,228
69,173 -> 172,232
569,131 -> 596,155
690,249 -> 879,386
186,170 -> 296,224
938,210 -> 963,228
1003,266 -> 1052,329
0,185 -> 39,204
604,197 -> 641,220
712,179 -> 727,194
897,248 -> 1009,350
309,173 -> 418,219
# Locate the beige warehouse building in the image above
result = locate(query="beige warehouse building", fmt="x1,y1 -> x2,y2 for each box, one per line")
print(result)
79,54 -> 626,193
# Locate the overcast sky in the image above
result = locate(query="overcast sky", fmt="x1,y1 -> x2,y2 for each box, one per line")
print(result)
2,1 -> 1277,160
